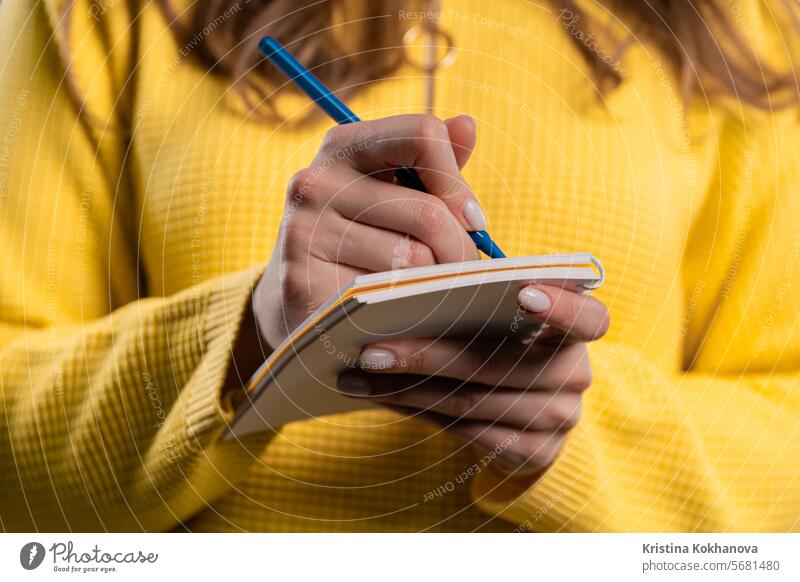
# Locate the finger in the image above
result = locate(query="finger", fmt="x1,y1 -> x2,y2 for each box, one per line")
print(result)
327,169 -> 479,263
389,407 -> 566,473
322,114 -> 489,232
277,209 -> 370,290
468,426 -> 566,474
444,115 -> 477,170
338,371 -> 582,430
357,338 -> 593,393
518,285 -> 610,342
314,215 -> 437,272
362,115 -> 476,183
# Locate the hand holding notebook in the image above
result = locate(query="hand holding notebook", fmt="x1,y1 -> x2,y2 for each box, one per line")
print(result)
228,253 -> 605,438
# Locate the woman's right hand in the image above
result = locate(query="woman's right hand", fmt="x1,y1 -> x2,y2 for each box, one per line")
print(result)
253,114 -> 488,350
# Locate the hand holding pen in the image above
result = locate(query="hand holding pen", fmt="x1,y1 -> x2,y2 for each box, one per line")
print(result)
253,111 -> 490,348
259,36 -> 505,259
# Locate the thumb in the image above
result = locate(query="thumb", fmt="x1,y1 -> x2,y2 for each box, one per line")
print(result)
444,115 -> 477,170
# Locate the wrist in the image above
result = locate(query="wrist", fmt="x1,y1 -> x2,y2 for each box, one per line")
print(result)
224,292 -> 271,408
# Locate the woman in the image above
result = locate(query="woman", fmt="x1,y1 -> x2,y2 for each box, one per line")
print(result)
0,0 -> 798,532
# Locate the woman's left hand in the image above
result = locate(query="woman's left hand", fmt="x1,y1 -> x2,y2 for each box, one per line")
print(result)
337,283 -> 610,483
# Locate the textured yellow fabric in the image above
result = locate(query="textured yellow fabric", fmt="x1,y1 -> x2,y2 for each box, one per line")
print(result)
1,0 -> 798,532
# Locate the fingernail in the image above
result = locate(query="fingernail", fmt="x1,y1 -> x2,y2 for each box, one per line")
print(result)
359,348 -> 398,371
337,375 -> 372,397
463,199 -> 487,231
519,287 -> 551,312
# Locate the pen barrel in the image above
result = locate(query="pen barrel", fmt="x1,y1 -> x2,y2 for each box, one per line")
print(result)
393,167 -> 427,192
258,37 -> 360,124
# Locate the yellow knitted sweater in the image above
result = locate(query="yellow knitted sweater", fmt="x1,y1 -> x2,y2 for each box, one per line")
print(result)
1,0 -> 798,532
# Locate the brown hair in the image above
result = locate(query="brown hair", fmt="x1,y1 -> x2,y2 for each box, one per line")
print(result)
68,0 -> 800,123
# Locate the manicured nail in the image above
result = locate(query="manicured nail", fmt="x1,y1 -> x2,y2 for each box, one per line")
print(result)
359,348 -> 398,371
337,375 -> 372,397
519,287 -> 551,312
463,199 -> 488,231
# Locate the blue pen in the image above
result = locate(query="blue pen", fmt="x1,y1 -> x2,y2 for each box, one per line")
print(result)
258,36 -> 506,259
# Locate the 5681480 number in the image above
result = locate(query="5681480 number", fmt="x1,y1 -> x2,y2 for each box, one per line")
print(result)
729,560 -> 780,571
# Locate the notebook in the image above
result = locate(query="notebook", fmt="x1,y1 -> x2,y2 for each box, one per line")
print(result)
224,253 -> 605,439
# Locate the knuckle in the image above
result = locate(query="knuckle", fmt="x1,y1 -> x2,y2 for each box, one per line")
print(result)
535,367 -> 561,393
312,229 -> 344,263
436,176 -> 466,202
281,223 -> 301,250
537,345 -> 592,393
517,436 -> 562,468
286,168 -> 317,202
499,448 -> 530,470
557,294 -> 582,329
405,346 -> 428,375
390,235 -> 435,269
539,441 -> 562,467
547,396 -> 582,429
282,267 -> 309,298
564,400 -> 583,429
472,353 -> 504,386
447,390 -> 480,418
281,214 -> 311,247
320,124 -> 348,151
561,345 -> 592,392
563,367 -> 592,393
406,240 -> 436,268
415,201 -> 450,235
414,114 -> 449,143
